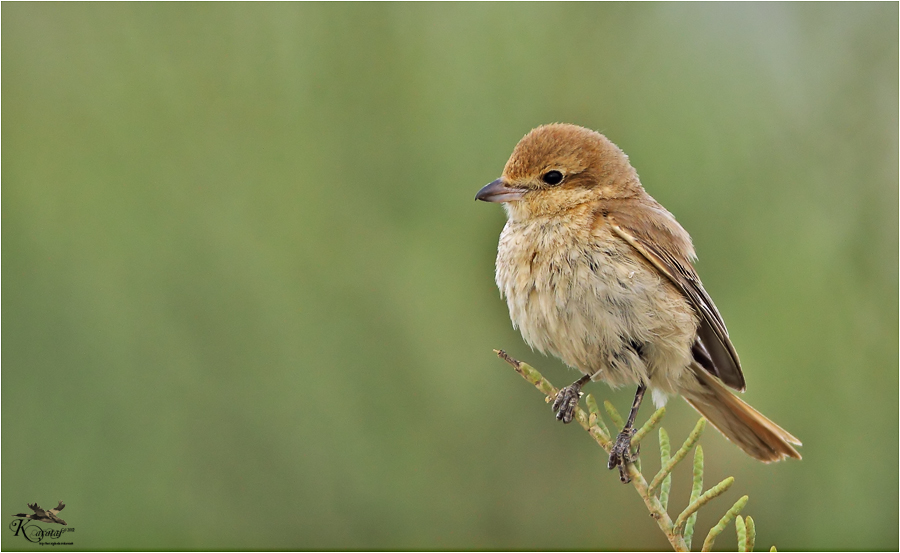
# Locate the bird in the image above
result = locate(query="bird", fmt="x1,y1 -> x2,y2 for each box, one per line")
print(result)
14,502 -> 67,525
476,123 -> 801,482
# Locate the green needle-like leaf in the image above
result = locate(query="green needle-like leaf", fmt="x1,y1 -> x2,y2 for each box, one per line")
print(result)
736,516 -> 747,552
658,427 -> 672,512
682,445 -> 704,549
586,393 -> 600,416
495,350 -> 773,553
701,495 -> 749,552
675,476 -> 734,531
633,406 -> 666,445
745,516 -> 756,552
604,400 -> 625,430
586,394 -> 610,441
649,418 -> 706,493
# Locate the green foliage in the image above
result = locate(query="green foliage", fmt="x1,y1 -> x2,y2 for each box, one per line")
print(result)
683,446 -> 704,549
658,428 -> 673,512
736,516 -> 757,553
634,405 -> 666,446
702,496 -> 749,552
650,419 -> 706,493
604,400 -> 626,430
499,351 -> 785,552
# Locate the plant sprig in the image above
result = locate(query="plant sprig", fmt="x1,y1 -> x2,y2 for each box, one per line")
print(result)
495,350 -> 778,552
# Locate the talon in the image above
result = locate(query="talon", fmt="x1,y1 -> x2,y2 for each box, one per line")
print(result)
552,374 -> 591,424
552,385 -> 580,423
606,384 -> 647,483
607,428 -> 637,483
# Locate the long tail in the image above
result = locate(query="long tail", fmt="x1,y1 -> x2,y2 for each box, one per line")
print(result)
684,366 -> 802,462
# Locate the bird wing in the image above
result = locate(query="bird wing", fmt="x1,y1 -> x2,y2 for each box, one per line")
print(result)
28,503 -> 48,517
607,212 -> 746,391
52,502 -> 65,514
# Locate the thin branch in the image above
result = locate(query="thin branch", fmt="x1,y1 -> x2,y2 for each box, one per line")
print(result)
494,350 -> 774,553
495,349 -> 557,397
495,350 -> 689,552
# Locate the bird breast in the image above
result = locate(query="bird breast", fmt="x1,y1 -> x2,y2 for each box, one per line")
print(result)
495,213 -> 698,393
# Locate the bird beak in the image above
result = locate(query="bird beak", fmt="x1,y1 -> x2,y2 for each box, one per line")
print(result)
475,178 -> 525,203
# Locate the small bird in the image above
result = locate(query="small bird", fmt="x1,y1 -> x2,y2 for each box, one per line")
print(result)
477,123 -> 800,482
14,502 -> 67,525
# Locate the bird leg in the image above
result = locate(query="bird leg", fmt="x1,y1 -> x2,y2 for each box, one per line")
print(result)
608,383 -> 647,483
552,373 -> 592,423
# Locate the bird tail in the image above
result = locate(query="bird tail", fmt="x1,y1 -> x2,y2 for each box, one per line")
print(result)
683,365 -> 802,462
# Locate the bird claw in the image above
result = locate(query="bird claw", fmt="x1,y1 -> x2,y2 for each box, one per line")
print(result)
608,428 -> 638,483
552,384 -> 583,424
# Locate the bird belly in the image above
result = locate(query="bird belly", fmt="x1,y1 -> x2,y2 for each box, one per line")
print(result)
496,221 -> 698,398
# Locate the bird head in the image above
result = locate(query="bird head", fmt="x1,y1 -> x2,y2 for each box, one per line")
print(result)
476,123 -> 644,220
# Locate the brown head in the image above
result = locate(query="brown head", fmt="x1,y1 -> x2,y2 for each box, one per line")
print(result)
476,124 -> 645,219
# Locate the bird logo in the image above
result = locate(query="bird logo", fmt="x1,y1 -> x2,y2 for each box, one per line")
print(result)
13,502 -> 67,526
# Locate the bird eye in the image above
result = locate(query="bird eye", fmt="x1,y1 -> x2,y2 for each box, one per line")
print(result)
542,170 -> 564,186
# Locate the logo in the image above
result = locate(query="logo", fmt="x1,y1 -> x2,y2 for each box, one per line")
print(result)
9,502 -> 74,545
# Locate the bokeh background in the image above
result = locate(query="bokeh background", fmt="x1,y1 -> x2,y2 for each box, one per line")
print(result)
3,3 -> 897,551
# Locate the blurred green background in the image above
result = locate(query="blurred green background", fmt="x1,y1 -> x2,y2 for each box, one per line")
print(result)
3,3 -> 897,551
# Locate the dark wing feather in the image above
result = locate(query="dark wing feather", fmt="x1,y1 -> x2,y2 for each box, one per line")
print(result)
608,214 -> 746,391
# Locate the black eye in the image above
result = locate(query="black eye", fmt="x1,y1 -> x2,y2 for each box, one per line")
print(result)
542,170 -> 564,186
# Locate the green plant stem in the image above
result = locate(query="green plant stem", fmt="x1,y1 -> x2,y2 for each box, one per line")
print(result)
736,516 -> 747,552
744,516 -> 756,552
604,399 -> 625,430
495,350 -> 689,552
649,418 -> 707,494
658,428 -> 672,512
495,351 -> 774,553
682,445 -> 704,549
701,495 -> 749,552
633,406 -> 666,445
579,394 -> 612,448
496,349 -> 558,398
674,476 -> 734,532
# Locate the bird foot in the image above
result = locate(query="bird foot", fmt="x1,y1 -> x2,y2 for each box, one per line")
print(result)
608,428 -> 639,483
551,382 -> 585,424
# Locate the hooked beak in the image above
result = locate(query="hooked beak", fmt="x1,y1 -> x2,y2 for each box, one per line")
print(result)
475,178 -> 525,203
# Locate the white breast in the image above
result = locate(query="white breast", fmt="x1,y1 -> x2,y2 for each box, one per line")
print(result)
495,216 -> 698,397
